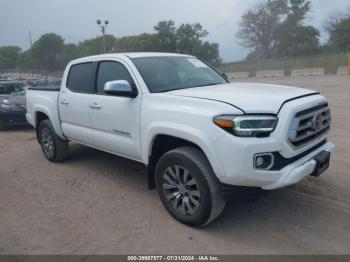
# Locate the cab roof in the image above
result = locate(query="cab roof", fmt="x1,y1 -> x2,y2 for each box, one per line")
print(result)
70,52 -> 194,64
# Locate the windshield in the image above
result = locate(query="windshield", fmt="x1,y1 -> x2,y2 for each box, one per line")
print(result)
0,83 -> 27,96
132,56 -> 228,93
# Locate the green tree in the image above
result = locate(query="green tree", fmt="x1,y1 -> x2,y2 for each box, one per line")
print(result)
277,25 -> 320,57
0,46 -> 21,70
154,20 -> 177,52
5,21 -> 221,70
176,22 -> 221,65
20,49 -> 35,69
111,20 -> 222,65
176,23 -> 208,53
113,34 -> 158,52
78,35 -> 117,57
276,0 -> 320,57
236,0 -> 287,59
325,11 -> 350,52
195,41 -> 222,65
59,43 -> 80,67
29,33 -> 65,71
236,0 -> 320,59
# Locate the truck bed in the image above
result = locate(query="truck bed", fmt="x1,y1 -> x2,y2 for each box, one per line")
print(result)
26,87 -> 65,139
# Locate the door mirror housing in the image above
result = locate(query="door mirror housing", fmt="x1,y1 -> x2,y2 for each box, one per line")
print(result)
103,80 -> 138,98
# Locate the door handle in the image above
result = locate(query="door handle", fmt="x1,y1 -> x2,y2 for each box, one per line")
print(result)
90,103 -> 102,109
60,99 -> 69,105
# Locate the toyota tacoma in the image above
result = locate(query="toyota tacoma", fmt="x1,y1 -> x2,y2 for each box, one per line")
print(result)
26,53 -> 335,226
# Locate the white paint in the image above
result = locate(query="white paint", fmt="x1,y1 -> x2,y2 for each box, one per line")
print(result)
26,53 -> 335,190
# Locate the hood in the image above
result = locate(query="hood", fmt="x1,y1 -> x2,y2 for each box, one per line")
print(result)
166,82 -> 318,114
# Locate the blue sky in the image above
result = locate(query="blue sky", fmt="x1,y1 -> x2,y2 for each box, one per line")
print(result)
0,0 -> 348,62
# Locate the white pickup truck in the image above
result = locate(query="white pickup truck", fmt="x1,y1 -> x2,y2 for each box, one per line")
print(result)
26,53 -> 335,226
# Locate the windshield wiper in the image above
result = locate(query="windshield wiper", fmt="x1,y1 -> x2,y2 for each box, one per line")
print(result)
156,82 -> 223,93
193,82 -> 223,88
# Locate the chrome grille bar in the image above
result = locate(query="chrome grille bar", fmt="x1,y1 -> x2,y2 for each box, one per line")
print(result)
288,103 -> 331,147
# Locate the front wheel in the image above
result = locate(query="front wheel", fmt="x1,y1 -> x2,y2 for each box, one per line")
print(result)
155,147 -> 226,227
38,119 -> 69,162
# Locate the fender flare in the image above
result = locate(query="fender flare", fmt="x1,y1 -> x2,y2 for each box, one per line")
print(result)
142,121 -> 225,180
33,106 -> 65,139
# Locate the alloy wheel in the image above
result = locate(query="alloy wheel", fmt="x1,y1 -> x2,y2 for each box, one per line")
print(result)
162,165 -> 201,216
41,127 -> 54,158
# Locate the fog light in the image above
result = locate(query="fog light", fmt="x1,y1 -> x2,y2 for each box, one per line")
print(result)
254,153 -> 274,170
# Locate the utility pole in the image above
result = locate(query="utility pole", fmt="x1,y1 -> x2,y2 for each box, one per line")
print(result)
28,30 -> 33,48
97,19 -> 109,53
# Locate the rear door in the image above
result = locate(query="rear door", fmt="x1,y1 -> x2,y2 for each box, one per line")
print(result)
89,60 -> 142,161
59,62 -> 96,144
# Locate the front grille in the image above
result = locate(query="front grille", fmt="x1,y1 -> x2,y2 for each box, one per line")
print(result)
288,103 -> 331,147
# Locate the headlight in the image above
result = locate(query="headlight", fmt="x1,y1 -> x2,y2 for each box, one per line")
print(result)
0,103 -> 12,111
214,115 -> 278,137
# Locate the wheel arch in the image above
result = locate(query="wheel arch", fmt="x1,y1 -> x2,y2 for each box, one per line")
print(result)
145,128 -> 225,190
33,108 -> 65,142
34,111 -> 50,143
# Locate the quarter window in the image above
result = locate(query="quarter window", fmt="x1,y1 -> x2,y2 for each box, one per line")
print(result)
96,61 -> 134,94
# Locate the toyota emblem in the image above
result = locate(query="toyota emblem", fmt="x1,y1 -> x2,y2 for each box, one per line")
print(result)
312,112 -> 324,131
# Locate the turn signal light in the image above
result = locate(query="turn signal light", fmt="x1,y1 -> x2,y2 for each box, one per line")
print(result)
214,116 -> 234,128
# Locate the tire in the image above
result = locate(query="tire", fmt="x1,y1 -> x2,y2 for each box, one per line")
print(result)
38,119 -> 69,162
155,146 -> 226,227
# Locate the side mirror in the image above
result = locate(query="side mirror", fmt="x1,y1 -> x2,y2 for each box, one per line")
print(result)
104,80 -> 138,98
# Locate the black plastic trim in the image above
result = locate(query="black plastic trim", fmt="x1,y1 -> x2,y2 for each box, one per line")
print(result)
220,184 -> 267,201
271,139 -> 327,171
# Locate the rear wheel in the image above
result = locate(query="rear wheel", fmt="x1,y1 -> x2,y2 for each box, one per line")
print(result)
155,147 -> 226,227
38,119 -> 69,162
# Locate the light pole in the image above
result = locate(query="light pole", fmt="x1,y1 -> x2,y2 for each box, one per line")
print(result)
97,19 -> 109,53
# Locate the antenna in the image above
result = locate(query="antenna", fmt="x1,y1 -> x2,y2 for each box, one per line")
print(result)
28,30 -> 33,48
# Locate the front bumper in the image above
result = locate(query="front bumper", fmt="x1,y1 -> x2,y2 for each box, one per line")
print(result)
262,142 -> 334,189
213,132 -> 335,190
210,95 -> 336,190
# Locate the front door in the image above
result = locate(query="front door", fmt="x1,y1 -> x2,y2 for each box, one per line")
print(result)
89,60 -> 142,161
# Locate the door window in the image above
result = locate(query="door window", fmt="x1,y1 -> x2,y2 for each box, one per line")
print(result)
96,61 -> 134,94
67,62 -> 95,93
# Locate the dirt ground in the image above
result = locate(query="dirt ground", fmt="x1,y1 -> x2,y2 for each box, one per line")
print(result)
0,75 -> 349,255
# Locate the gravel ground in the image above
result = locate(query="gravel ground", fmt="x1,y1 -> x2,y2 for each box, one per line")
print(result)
0,75 -> 349,255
